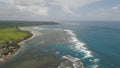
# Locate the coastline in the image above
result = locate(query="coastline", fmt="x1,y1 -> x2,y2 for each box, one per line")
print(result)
0,26 -> 85,68
10,27 -> 36,60
0,27 -> 35,63
12,30 -> 35,57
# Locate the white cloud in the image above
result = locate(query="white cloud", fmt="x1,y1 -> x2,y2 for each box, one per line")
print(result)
16,5 -> 48,16
3,0 -> 48,16
49,0 -> 101,14
1,0 -> 120,21
62,6 -> 73,14
86,6 -> 120,20
112,6 -> 119,10
0,0 -> 101,16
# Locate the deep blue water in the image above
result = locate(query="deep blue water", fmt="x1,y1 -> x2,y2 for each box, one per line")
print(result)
39,21 -> 120,68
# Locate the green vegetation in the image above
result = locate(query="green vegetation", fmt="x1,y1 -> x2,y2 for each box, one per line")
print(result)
0,28 -> 28,44
0,21 -> 58,61
0,28 -> 32,60
0,21 -> 58,28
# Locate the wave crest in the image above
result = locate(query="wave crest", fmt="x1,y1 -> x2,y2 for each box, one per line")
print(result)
64,29 -> 93,58
58,55 -> 84,68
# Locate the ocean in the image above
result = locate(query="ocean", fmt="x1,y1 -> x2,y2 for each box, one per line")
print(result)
0,21 -> 120,68
39,21 -> 120,68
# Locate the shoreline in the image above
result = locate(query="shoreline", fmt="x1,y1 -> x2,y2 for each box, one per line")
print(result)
12,29 -> 36,59
0,27 -> 35,64
0,27 -> 84,68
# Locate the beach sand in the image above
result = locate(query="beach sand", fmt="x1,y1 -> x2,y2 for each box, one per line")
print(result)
0,27 -> 39,63
0,27 -> 83,68
14,27 -> 42,56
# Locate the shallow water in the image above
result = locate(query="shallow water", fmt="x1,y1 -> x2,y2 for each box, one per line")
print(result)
0,27 -> 83,68
38,21 -> 120,68
1,21 -> 120,68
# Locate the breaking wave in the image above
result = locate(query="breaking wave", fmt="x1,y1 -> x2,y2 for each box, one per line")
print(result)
33,26 -> 99,68
58,55 -> 84,68
62,29 -> 100,68
64,29 -> 93,58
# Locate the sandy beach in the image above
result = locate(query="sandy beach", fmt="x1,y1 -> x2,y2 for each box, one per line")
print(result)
0,26 -> 85,68
15,27 -> 42,55
0,27 -> 38,63
15,27 -> 41,55
13,28 -> 36,56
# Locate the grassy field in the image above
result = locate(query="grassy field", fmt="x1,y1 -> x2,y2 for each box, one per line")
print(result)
0,28 -> 28,44
0,21 -> 57,60
0,21 -> 58,44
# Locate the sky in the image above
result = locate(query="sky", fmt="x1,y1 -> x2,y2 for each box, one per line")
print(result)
0,0 -> 120,21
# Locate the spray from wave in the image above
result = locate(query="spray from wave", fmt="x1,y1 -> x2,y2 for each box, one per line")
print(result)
58,55 -> 84,68
33,27 -> 99,68
64,30 -> 93,58
62,29 -> 100,68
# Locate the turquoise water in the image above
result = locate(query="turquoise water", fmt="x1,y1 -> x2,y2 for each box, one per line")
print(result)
0,21 -> 120,68
40,21 -> 120,68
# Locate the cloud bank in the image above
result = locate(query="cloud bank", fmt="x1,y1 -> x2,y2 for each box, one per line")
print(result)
0,0 -> 120,21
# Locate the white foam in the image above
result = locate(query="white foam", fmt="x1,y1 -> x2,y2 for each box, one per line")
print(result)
33,27 -> 99,68
33,27 -> 64,31
90,65 -> 99,68
64,29 -> 93,58
33,27 -> 46,30
93,58 -> 99,63
63,30 -> 100,68
62,55 -> 80,62
58,55 -> 83,68
56,52 -> 60,54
